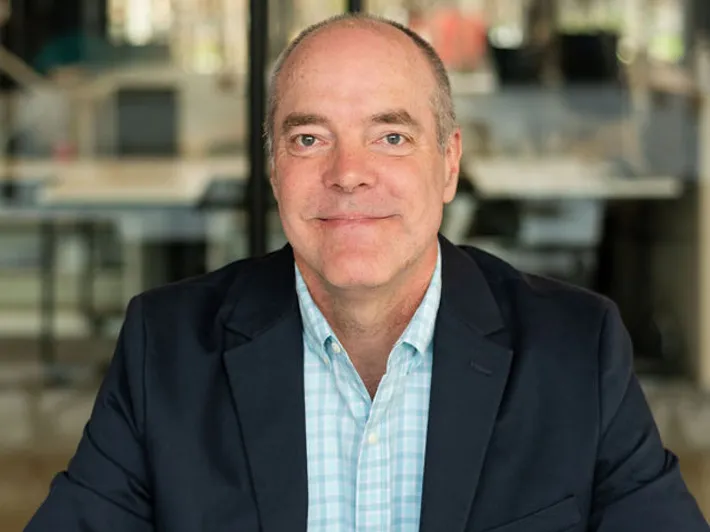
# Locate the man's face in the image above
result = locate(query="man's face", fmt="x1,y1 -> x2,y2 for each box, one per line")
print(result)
271,23 -> 461,292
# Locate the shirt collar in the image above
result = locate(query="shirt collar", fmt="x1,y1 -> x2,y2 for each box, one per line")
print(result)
295,266 -> 334,359
398,246 -> 442,355
295,244 -> 442,358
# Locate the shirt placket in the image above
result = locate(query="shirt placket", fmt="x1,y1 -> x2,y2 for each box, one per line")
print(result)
354,345 -> 411,532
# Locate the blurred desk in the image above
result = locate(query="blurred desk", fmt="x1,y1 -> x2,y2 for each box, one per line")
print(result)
37,155 -> 249,305
39,157 -> 248,208
464,157 -> 683,200
0,160 -> 61,183
0,157 -> 248,384
0,159 -> 79,382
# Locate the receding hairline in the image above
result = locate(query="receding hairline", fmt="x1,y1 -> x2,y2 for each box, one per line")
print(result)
277,17 -> 430,83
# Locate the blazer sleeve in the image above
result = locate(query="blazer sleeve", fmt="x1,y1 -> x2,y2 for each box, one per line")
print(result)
590,301 -> 708,531
25,296 -> 154,532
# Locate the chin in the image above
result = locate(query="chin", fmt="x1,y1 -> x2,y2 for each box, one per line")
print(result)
318,246 -> 396,290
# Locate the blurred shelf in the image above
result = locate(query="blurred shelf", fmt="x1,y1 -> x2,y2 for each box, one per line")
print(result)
464,156 -> 683,200
0,270 -> 123,310
0,309 -> 99,338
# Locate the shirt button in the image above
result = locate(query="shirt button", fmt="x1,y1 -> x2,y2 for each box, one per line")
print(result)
331,342 -> 342,354
367,432 -> 378,445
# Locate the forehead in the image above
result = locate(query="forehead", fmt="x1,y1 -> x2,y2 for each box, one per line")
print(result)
276,23 -> 438,123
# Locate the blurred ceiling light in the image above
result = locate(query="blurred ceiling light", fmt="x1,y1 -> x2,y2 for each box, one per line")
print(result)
125,0 -> 153,45
489,25 -> 524,49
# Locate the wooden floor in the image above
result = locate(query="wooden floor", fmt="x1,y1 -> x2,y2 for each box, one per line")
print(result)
682,452 -> 710,518
0,451 -> 73,532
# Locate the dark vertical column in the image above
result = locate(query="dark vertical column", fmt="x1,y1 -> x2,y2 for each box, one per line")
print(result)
247,0 -> 268,257
348,0 -> 363,13
695,0 -> 710,37
82,0 -> 107,40
0,2 -> 11,202
0,1 -> 13,90
0,0 -> 28,90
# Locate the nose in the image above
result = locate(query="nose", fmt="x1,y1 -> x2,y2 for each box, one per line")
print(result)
323,143 -> 375,193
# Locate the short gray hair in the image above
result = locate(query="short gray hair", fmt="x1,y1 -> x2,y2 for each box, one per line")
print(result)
264,13 -> 456,157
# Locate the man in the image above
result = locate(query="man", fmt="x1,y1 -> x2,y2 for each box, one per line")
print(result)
26,13 -> 708,532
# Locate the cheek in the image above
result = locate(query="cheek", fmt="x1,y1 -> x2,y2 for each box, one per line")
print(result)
277,185 -> 305,223
274,169 -> 308,209
274,179 -> 323,238
274,159 -> 325,207
392,165 -> 446,214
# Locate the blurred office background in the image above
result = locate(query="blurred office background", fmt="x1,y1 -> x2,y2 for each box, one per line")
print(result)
2,0 -> 710,528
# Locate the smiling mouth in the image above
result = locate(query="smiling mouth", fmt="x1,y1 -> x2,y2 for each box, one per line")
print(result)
317,215 -> 393,223
320,216 -> 387,220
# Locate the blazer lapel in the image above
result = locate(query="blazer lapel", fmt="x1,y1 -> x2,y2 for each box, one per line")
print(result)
419,237 -> 514,532
219,246 -> 308,532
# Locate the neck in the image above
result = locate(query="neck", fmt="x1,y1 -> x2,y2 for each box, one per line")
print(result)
298,243 -> 438,368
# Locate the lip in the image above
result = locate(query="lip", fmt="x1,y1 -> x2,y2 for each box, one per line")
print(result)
316,215 -> 392,228
319,215 -> 390,221
318,214 -> 392,222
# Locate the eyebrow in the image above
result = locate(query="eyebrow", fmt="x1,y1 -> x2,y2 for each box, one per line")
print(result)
370,109 -> 422,131
281,113 -> 329,135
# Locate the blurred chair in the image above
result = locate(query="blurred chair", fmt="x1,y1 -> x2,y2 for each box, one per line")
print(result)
488,40 -> 545,87
558,31 -> 620,85
115,87 -> 178,157
113,85 -> 206,285
556,31 -> 628,146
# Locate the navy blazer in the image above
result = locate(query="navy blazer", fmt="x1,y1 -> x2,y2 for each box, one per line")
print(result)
26,237 -> 708,531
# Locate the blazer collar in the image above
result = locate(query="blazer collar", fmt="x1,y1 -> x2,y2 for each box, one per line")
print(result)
436,234 -> 505,337
219,244 -> 298,340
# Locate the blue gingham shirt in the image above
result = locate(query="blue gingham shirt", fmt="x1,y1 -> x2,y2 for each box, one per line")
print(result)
296,247 -> 442,531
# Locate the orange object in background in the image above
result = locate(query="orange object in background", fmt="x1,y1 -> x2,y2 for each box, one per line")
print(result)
410,7 -> 488,71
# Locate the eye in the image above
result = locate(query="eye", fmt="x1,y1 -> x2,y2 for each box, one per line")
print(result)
297,134 -> 317,147
385,133 -> 405,145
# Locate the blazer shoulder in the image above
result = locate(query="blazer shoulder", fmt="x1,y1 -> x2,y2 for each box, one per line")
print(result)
138,257 -> 248,308
129,251 -> 275,333
459,244 -> 615,324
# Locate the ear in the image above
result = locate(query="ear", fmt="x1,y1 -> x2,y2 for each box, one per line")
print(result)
443,128 -> 462,204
